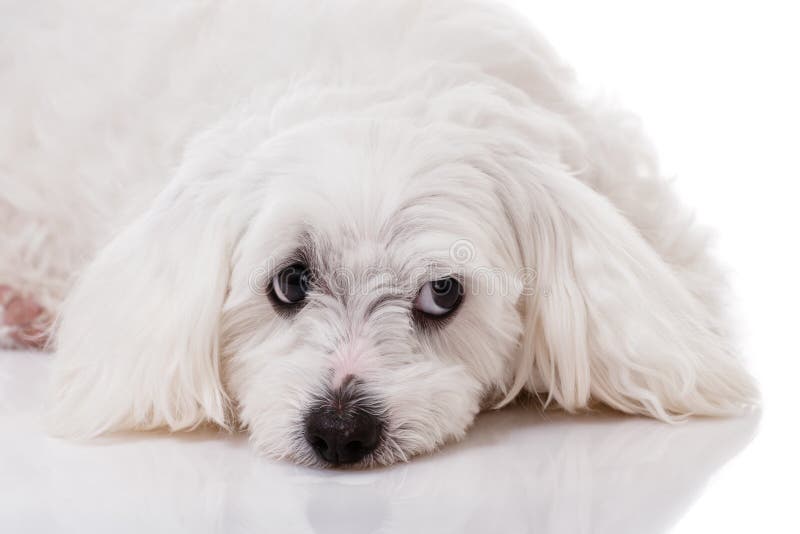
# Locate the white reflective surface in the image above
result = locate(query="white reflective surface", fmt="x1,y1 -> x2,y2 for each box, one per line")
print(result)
0,352 -> 762,534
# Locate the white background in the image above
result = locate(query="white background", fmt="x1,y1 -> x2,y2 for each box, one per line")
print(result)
2,2 -> 799,533
507,1 -> 800,531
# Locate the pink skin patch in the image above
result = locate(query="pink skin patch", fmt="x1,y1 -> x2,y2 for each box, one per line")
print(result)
331,337 -> 372,390
0,285 -> 50,350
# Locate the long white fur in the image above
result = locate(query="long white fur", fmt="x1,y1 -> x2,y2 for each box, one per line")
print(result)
0,0 -> 756,466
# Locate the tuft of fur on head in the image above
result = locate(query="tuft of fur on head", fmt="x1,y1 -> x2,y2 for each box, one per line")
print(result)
0,0 -> 756,466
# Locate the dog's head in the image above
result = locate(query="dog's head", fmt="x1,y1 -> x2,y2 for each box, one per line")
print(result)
49,91 -> 755,467
219,119 -> 532,466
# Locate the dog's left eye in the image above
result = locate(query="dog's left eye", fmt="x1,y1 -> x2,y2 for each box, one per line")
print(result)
270,263 -> 311,307
414,277 -> 464,318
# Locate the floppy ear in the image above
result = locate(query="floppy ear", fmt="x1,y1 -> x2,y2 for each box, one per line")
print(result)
505,162 -> 757,419
49,175 -> 251,437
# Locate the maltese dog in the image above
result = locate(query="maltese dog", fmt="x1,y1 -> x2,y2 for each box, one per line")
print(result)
0,0 -> 756,467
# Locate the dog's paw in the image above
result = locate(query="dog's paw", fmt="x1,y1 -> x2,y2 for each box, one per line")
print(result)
0,285 -> 50,350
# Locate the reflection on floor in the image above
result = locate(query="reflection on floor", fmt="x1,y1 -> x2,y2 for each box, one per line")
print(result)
0,351 -> 758,534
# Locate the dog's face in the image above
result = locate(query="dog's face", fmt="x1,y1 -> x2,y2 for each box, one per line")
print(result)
221,120 -> 527,466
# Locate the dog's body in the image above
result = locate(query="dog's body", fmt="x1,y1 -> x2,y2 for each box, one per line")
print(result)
1,0 -> 756,466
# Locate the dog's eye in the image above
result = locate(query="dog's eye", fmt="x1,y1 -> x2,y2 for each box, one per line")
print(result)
270,263 -> 311,307
414,277 -> 464,318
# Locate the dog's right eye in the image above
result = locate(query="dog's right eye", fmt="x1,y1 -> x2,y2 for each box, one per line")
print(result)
270,263 -> 310,308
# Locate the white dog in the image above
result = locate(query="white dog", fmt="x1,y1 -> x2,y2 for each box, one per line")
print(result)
0,0 -> 756,467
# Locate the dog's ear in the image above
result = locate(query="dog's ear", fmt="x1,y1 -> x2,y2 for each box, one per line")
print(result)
49,172 -> 253,437
503,161 -> 757,419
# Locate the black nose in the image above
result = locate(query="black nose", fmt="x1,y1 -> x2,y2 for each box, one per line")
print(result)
304,404 -> 382,465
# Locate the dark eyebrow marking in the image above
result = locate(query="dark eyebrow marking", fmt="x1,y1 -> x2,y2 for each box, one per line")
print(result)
292,232 -> 339,297
268,231 -> 317,277
364,292 -> 407,319
268,249 -> 311,278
